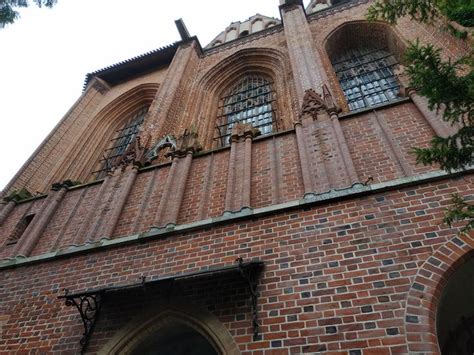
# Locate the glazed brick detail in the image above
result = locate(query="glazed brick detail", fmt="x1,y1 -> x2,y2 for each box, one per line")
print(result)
0,177 -> 471,353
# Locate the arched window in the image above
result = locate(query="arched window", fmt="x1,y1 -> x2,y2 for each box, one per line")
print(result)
214,75 -> 275,147
332,45 -> 400,111
93,106 -> 148,179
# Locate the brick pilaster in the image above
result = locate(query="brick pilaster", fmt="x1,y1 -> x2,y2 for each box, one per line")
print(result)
197,154 -> 215,220
294,121 -> 315,196
12,181 -> 72,257
153,130 -> 201,228
280,0 -> 328,104
144,41 -> 200,141
98,165 -> 139,239
0,201 -> 16,226
396,67 -> 457,138
269,137 -> 282,205
224,124 -> 259,212
371,110 -> 413,177
73,174 -> 114,245
408,90 -> 458,137
153,156 -> 180,227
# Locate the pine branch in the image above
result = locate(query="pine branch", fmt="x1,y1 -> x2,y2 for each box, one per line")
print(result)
0,0 -> 56,28
367,0 -> 439,25
444,193 -> 474,234
405,41 -> 474,126
413,127 -> 474,171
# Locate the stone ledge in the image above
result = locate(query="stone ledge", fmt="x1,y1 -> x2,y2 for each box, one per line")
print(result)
1,168 -> 472,270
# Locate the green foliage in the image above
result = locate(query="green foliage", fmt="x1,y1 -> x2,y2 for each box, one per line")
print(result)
414,128 -> 474,171
405,42 -> 473,234
367,1 -> 474,234
406,41 -> 473,171
439,0 -> 474,27
367,0 -> 474,27
404,42 -> 473,128
366,0 -> 439,24
4,188 -> 32,202
0,0 -> 57,28
444,193 -> 474,234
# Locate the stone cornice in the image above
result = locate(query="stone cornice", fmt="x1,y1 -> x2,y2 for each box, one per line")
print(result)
1,167 -> 471,270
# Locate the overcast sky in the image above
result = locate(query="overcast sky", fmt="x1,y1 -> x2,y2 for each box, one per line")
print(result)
0,0 -> 312,192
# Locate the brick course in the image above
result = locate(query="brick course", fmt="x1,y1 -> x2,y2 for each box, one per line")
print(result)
0,0 -> 472,353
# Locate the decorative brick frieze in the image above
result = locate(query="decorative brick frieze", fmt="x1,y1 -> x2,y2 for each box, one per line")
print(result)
115,135 -> 150,171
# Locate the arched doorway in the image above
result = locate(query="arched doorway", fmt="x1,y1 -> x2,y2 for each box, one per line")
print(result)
99,302 -> 240,355
130,320 -> 218,355
437,256 -> 474,354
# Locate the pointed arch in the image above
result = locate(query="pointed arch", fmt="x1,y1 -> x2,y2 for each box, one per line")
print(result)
51,83 -> 159,184
321,20 -> 407,112
189,47 -> 297,149
99,300 -> 240,355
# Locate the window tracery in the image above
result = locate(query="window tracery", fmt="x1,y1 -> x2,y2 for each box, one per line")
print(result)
333,46 -> 400,111
93,106 -> 148,179
214,75 -> 275,147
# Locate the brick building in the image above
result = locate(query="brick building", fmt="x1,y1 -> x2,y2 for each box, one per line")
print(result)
0,0 -> 472,353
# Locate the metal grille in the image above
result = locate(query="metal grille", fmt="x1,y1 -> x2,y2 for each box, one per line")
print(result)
93,107 -> 148,179
214,75 -> 275,147
333,46 -> 400,111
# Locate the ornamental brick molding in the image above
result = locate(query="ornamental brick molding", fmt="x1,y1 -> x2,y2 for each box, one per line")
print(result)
404,232 -> 474,353
172,129 -> 203,158
99,301 -> 240,355
115,135 -> 150,172
299,88 -> 328,121
230,122 -> 260,142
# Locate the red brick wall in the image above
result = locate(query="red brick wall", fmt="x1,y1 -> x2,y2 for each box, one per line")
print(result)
0,101 -> 448,257
0,176 -> 471,354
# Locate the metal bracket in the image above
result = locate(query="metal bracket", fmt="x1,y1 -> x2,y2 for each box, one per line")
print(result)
59,289 -> 103,354
236,257 -> 260,340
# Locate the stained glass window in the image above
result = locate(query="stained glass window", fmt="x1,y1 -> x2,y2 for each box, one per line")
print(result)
333,46 -> 400,111
215,75 -> 275,146
93,107 -> 148,179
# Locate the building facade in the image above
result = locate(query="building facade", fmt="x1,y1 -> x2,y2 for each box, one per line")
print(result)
0,0 -> 473,354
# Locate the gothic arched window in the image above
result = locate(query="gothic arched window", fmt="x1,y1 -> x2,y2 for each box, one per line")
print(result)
93,106 -> 148,179
333,45 -> 400,111
215,75 -> 275,147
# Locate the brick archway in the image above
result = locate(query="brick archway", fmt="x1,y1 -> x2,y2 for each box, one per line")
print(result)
404,232 -> 474,353
99,300 -> 240,355
190,47 -> 298,149
321,20 -> 407,112
51,83 -> 159,184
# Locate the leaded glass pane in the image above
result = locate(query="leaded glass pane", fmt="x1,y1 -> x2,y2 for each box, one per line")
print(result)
333,46 -> 400,111
215,75 -> 275,147
93,107 -> 148,179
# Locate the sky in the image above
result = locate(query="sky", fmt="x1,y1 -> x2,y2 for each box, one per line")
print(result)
0,0 -> 311,192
